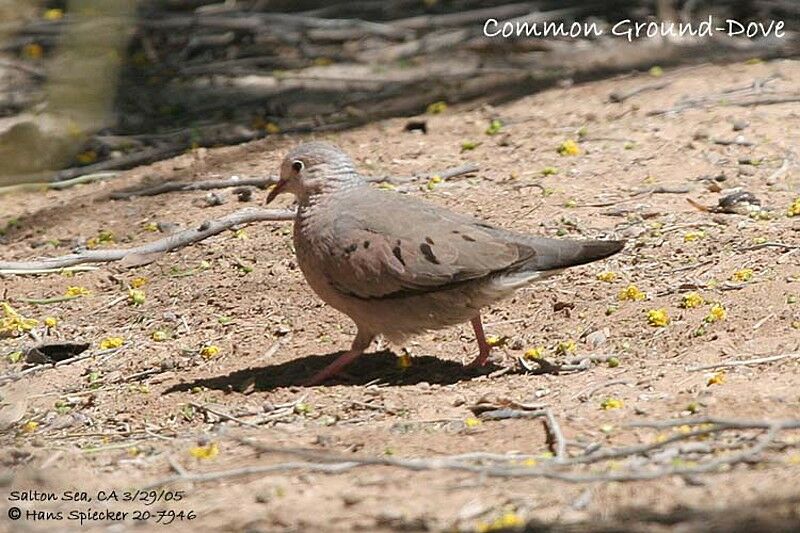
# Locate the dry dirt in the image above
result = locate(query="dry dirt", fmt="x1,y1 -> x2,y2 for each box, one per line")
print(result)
1,60 -> 800,533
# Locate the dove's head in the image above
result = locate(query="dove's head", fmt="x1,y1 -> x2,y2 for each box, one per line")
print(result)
267,142 -> 360,204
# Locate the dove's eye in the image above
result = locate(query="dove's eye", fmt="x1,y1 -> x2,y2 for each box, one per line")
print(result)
292,160 -> 304,173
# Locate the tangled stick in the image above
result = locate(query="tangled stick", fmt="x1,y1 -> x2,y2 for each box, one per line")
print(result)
0,208 -> 294,272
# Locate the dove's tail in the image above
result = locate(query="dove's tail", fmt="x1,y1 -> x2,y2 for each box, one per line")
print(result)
493,238 -> 624,289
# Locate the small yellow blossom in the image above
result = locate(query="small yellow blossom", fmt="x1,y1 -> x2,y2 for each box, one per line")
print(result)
64,286 -> 91,297
705,303 -> 727,323
788,198 -> 800,217
0,302 -> 38,337
44,316 -> 58,328
732,269 -> 753,282
649,65 -> 664,77
464,417 -> 482,429
683,230 -> 705,242
485,335 -> 506,347
189,442 -> 219,460
557,139 -> 580,156
128,289 -> 146,306
476,511 -> 524,533
426,175 -> 443,191
76,150 -> 98,165
556,340 -> 576,355
524,347 -> 544,359
485,119 -> 503,135
233,228 -> 248,239
397,354 -> 412,370
680,292 -> 704,309
130,277 -> 148,289
151,330 -> 168,342
143,222 -> 159,232
43,8 -> 64,20
647,308 -> 670,327
21,420 -> 39,433
707,371 -> 726,386
601,398 -> 623,410
461,141 -> 480,151
618,284 -> 646,301
521,458 -> 537,467
597,271 -> 617,282
541,166 -> 559,176
201,345 -> 220,359
22,43 -> 44,60
426,101 -> 447,114
265,122 -> 280,134
100,337 -> 124,350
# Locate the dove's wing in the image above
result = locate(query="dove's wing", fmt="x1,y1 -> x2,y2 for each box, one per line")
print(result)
318,188 -> 622,300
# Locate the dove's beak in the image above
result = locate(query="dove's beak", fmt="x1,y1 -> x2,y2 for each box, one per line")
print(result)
266,178 -> 287,205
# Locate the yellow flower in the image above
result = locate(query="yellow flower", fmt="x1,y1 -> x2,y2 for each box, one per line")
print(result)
484,335 -> 507,348
22,43 -> 44,60
397,354 -> 412,370
557,139 -> 580,156
44,316 -> 58,328
649,65 -> 664,77
201,345 -> 220,359
0,302 -> 38,337
556,340 -> 576,355
64,286 -> 90,297
461,141 -> 480,151
485,119 -> 503,136
541,166 -> 558,176
476,511 -> 524,533
680,292 -> 704,309
128,289 -> 146,306
426,101 -> 447,114
596,271 -> 617,282
21,420 -> 39,433
705,303 -> 727,323
100,337 -> 124,349
189,442 -> 219,460
618,284 -> 646,301
524,347 -> 544,359
151,330 -> 168,342
143,222 -> 159,232
707,371 -> 726,386
788,198 -> 800,217
77,150 -> 98,165
683,230 -> 705,242
732,269 -> 753,282
426,175 -> 443,191
464,417 -> 482,429
600,398 -> 623,410
647,309 -> 670,327
265,122 -> 280,134
130,277 -> 148,289
43,8 -> 64,20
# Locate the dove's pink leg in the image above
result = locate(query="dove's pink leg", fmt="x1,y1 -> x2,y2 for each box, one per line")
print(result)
467,315 -> 492,368
304,330 -> 374,386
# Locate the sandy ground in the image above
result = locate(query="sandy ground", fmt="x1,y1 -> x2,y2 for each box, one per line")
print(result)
1,59 -> 800,532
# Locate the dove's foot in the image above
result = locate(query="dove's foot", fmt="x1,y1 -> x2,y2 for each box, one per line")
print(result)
466,315 -> 492,368
303,330 -> 374,386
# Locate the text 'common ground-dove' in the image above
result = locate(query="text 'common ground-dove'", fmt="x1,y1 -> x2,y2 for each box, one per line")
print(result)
266,142 -> 624,385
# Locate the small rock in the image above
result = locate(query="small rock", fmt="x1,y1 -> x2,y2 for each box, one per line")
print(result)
585,328 -> 609,348
732,119 -> 749,131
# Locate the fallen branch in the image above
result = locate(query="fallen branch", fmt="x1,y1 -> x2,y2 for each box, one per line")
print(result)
143,416 -> 800,488
108,176 -> 279,200
688,352 -> 800,372
609,80 -> 671,103
0,207 -> 294,272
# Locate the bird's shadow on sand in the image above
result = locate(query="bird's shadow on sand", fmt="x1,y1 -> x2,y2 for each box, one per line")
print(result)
165,350 -> 507,393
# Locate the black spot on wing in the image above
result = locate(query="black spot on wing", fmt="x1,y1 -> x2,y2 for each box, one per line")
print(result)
392,245 -> 405,266
419,243 -> 440,264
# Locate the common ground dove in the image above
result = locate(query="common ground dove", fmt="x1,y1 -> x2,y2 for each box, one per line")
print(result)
267,142 -> 624,384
